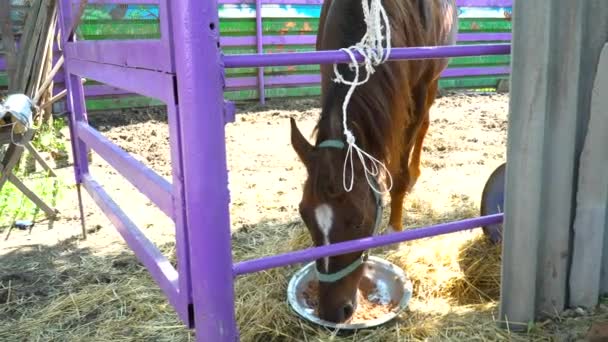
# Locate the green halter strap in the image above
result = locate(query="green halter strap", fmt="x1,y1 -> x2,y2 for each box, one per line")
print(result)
314,139 -> 384,283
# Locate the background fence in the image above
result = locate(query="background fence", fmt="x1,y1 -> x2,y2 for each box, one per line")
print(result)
1,0 -> 512,111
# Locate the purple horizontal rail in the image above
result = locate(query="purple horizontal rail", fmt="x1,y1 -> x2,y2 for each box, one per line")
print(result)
49,65 -> 508,98
218,0 -> 512,5
224,66 -> 510,89
220,33 -> 512,47
47,64 -> 510,97
52,84 -> 126,97
82,0 -> 159,3
64,40 -> 173,74
233,213 -> 503,276
81,174 -> 184,320
223,43 -> 511,68
1,36 -> 512,76
76,122 -> 174,218
66,57 -> 175,103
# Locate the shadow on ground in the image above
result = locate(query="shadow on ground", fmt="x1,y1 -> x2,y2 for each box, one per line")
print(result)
0,235 -> 192,341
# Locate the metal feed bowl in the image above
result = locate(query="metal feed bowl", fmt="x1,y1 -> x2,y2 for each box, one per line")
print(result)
287,256 -> 412,330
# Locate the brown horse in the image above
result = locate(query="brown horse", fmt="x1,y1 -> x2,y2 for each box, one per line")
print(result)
290,0 -> 458,323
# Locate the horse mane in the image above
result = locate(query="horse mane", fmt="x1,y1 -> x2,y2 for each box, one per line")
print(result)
309,0 -> 432,200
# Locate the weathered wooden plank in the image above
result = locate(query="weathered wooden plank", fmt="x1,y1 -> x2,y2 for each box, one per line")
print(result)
569,43 -> 608,309
498,0 -> 552,326
13,0 -> 42,92
34,55 -> 62,102
0,0 -> 18,92
29,0 -> 56,97
500,0 -> 608,329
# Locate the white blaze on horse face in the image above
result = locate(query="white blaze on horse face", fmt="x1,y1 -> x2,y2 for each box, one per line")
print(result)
314,204 -> 334,272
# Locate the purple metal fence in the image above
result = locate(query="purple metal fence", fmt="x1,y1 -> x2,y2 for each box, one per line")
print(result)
229,0 -> 512,103
2,0 -> 513,108
57,0 -> 509,340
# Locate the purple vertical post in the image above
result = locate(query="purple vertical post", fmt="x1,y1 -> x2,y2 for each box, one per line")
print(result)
57,0 -> 90,239
168,0 -> 238,341
58,0 -> 89,183
255,0 -> 265,104
159,0 -> 192,324
165,103 -> 194,325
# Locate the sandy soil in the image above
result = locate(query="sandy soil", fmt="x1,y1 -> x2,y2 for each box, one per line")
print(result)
2,92 -> 600,341
2,92 -> 508,249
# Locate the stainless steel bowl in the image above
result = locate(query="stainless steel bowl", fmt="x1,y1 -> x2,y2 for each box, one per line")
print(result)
287,256 -> 413,330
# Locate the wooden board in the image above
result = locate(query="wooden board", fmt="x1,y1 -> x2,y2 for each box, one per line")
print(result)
13,0 -> 42,92
0,0 -> 17,92
569,43 -> 608,309
500,0 -> 608,328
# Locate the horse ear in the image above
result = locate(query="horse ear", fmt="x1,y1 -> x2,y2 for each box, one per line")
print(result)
290,117 -> 313,165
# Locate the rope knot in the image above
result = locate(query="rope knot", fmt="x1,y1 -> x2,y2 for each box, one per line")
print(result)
345,131 -> 356,146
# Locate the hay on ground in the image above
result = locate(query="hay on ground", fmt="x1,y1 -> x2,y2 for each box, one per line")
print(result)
0,205 -> 603,342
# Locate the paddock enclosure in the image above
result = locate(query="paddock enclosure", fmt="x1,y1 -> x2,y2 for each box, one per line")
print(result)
1,0 -> 608,341
1,0 -> 513,108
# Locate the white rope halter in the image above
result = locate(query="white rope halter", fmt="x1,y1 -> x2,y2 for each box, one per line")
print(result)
333,0 -> 394,195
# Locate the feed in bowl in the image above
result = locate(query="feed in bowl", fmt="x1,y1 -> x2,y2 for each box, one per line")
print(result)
287,256 -> 412,329
301,278 -> 398,323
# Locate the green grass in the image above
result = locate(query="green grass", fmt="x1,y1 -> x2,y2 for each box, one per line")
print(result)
0,166 -> 64,232
0,118 -> 69,232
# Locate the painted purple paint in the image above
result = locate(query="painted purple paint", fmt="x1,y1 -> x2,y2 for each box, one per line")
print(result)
48,64 -> 509,99
165,103 -> 195,327
57,0 -> 193,328
168,0 -> 239,340
224,66 -> 510,89
81,174 -> 181,309
65,40 -> 173,73
76,122 -> 174,218
224,43 -> 511,68
83,0 -> 158,3
219,32 -> 511,47
54,0 -> 514,340
66,57 -> 175,103
233,214 -> 504,276
58,0 -> 89,185
1,34 -> 510,78
255,0 -> 266,104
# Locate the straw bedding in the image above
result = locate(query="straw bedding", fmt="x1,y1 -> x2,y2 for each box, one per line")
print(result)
2,219 -> 603,341
0,94 -> 603,341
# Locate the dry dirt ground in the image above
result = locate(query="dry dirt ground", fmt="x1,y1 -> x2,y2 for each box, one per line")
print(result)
1,92 -> 605,341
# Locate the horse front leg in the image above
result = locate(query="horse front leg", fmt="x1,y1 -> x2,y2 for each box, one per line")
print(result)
387,119 -> 419,233
407,79 -> 437,192
387,151 -> 412,233
387,81 -> 433,233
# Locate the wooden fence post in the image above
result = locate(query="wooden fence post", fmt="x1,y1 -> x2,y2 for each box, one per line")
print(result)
499,0 -> 608,329
569,43 -> 608,309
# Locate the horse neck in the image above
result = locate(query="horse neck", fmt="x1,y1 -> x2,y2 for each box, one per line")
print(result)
315,83 -> 392,164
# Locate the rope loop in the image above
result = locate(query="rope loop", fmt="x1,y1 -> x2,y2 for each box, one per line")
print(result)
333,0 -> 393,195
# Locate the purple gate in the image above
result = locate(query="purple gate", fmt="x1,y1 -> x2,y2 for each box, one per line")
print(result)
58,0 -> 509,340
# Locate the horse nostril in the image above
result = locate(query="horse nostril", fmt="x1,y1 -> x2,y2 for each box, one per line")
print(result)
343,303 -> 354,319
